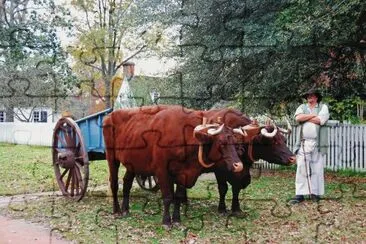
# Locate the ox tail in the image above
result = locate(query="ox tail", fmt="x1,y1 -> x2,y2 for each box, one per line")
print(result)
103,114 -> 116,163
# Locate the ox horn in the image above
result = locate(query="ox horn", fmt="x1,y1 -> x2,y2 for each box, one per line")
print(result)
194,123 -> 220,132
260,125 -> 278,138
207,124 -> 225,135
278,118 -> 292,134
194,117 -> 223,134
233,127 -> 248,136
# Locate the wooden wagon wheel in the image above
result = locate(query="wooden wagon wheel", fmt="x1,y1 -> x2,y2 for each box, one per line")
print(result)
135,175 -> 159,192
52,117 -> 89,201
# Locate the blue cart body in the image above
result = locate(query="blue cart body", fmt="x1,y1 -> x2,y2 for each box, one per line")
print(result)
75,108 -> 113,161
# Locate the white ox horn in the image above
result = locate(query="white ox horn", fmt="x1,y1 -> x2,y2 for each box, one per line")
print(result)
233,127 -> 248,136
194,123 -> 219,132
207,124 -> 225,135
261,125 -> 278,138
278,118 -> 292,134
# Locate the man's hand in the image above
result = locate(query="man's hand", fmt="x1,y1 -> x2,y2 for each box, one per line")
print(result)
308,117 -> 321,125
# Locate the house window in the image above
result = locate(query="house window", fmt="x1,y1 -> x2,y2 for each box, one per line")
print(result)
0,111 -> 5,122
33,110 -> 48,123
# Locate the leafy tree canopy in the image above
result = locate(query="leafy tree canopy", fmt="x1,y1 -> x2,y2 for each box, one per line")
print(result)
173,0 -> 365,120
68,0 -> 179,109
0,0 -> 76,121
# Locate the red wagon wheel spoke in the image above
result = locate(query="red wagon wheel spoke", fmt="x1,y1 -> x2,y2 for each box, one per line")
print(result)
65,170 -> 72,192
64,130 -> 76,149
74,166 -> 82,193
70,169 -> 75,197
55,132 -> 68,148
74,142 -> 81,154
52,117 -> 89,201
74,168 -> 80,196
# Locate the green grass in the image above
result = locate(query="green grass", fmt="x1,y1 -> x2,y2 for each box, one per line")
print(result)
0,143 -> 110,195
0,143 -> 365,243
277,165 -> 366,177
0,143 -> 55,195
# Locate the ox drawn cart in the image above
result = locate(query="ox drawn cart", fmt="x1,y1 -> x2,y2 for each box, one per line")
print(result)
52,66 -> 159,201
52,109 -> 159,201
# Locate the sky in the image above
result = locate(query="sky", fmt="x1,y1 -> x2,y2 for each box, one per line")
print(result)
133,57 -> 176,77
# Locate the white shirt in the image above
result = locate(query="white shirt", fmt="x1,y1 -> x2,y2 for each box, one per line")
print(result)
294,103 -> 330,139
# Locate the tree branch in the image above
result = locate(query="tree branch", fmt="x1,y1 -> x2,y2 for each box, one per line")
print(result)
83,62 -> 103,72
117,45 -> 147,70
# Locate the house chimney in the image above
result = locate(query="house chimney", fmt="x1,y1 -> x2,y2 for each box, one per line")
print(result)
123,62 -> 135,81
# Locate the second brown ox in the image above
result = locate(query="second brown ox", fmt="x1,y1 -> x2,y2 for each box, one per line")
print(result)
103,105 -> 244,227
203,109 -> 296,213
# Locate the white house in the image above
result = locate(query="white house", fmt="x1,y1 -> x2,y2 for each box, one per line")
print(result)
0,106 -> 60,146
12,107 -> 60,124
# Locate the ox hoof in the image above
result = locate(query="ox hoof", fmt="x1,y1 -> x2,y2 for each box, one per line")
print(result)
231,209 -> 242,216
122,210 -> 129,217
113,212 -> 123,218
172,221 -> 181,227
163,224 -> 172,231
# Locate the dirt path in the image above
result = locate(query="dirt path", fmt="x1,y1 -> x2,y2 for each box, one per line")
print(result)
0,193 -> 72,244
0,215 -> 71,244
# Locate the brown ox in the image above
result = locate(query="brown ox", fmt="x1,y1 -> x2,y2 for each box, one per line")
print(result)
103,105 -> 244,227
203,109 -> 296,213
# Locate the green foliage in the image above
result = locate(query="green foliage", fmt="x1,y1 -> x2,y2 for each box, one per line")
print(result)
0,0 -> 76,121
129,75 -> 182,106
324,96 -> 365,123
169,0 -> 365,117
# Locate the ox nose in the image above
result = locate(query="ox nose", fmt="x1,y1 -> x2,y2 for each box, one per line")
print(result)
233,162 -> 243,172
289,156 -> 296,165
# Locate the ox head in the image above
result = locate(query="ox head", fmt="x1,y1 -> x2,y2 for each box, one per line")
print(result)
194,121 -> 244,173
233,120 -> 296,166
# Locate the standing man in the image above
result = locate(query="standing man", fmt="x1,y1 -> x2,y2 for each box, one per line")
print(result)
289,88 -> 330,204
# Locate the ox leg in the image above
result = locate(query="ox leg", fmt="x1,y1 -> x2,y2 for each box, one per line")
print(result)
121,170 -> 135,216
231,175 -> 250,214
231,185 -> 242,214
172,185 -> 187,224
215,172 -> 228,213
109,160 -> 121,215
156,174 -> 174,227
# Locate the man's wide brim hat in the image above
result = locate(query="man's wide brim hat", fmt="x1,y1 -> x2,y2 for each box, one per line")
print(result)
302,88 -> 322,102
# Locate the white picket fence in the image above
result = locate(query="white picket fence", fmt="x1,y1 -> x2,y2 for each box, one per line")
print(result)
260,123 -> 366,172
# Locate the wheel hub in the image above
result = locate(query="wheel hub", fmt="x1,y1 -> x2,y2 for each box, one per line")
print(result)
57,150 -> 75,169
